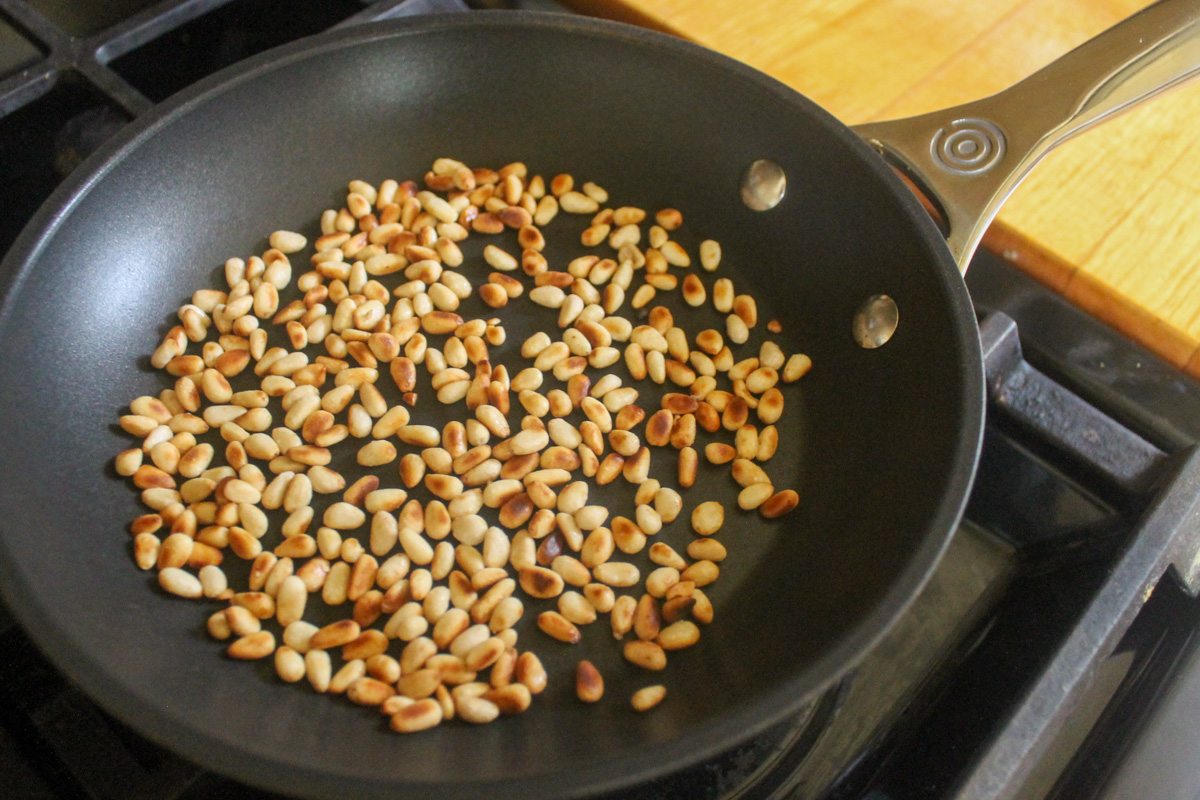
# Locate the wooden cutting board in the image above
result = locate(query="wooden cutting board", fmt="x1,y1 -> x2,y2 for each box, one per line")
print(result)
563,0 -> 1200,376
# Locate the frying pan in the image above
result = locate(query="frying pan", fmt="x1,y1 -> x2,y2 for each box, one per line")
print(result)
0,3 -> 1196,798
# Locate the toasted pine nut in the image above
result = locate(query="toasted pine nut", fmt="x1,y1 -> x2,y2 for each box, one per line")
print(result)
678,446 -> 698,488
228,630 -> 275,660
760,489 -> 800,518
681,560 -> 719,587
611,595 -> 637,640
623,640 -> 667,671
537,611 -> 581,643
645,542 -> 686,572
657,620 -> 701,650
519,566 -> 564,599
757,387 -> 784,424
390,698 -> 443,733
576,660 -> 604,703
514,651 -> 548,695
686,541 -> 726,567
712,278 -> 734,313
681,274 -> 706,306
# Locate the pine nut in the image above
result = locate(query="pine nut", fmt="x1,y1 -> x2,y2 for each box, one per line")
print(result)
601,594 -> 635,642
573,505 -> 609,531
323,501 -> 366,530
657,620 -> 701,650
645,567 -> 681,598
548,552 -> 586,585
689,539 -> 729,564
691,501 -> 725,536
481,682 -> 532,715
681,560 -> 719,587
681,274 -> 707,307
576,660 -> 604,703
228,630 -> 275,660
760,489 -> 800,518
783,352 -> 812,382
738,482 -> 775,510
158,566 -> 202,598
756,425 -> 779,461
558,591 -> 598,626
708,278 -> 733,314
678,446 -> 698,488
631,684 -> 667,711
592,562 -> 640,587
623,640 -> 666,671
390,698 -> 443,733
631,593 -> 661,641
537,611 -> 581,643
724,313 -> 748,345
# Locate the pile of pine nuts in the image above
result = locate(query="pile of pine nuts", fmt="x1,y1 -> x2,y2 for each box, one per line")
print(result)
116,159 -> 810,732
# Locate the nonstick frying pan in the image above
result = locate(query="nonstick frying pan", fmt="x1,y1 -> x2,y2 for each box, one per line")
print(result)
0,4 -> 1197,799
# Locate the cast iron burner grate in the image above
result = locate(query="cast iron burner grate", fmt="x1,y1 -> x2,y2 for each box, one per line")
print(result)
2,1 -> 1200,799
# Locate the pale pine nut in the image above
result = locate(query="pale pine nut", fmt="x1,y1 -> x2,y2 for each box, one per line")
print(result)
690,501 -> 725,536
738,482 -> 776,510
688,538 -> 727,562
158,566 -> 202,598
592,562 -> 639,587
198,564 -> 228,598
783,353 -> 813,382
645,567 -> 680,598
726,314 -> 750,344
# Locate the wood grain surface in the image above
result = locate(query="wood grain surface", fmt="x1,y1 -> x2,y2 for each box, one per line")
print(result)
564,0 -> 1200,375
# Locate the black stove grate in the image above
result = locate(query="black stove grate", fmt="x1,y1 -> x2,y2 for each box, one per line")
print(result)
2,2 -> 1200,799
0,0 -> 468,263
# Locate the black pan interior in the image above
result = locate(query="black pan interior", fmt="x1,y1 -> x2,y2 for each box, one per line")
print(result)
0,12 -> 982,799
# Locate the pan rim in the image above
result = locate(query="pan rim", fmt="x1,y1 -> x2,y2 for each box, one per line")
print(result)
0,10 -> 984,799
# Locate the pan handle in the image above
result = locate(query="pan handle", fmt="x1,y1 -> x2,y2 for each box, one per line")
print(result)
851,0 -> 1200,273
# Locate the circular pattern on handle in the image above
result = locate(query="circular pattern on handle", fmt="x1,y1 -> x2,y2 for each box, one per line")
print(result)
930,118 -> 1006,175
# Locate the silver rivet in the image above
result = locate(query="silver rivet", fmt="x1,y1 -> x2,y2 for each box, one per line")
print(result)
853,295 -> 899,349
741,159 -> 786,211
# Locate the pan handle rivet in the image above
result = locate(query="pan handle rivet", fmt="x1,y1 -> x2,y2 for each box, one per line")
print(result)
741,159 -> 786,211
853,294 -> 898,349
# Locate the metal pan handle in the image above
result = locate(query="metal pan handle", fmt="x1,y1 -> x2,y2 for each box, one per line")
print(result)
852,0 -> 1200,273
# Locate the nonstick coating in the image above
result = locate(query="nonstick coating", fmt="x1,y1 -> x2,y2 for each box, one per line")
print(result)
0,12 -> 983,799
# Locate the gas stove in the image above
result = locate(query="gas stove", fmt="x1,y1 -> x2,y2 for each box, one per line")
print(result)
1,1 -> 1198,798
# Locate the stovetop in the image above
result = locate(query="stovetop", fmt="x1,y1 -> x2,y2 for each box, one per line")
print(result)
1,1 -> 1199,799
